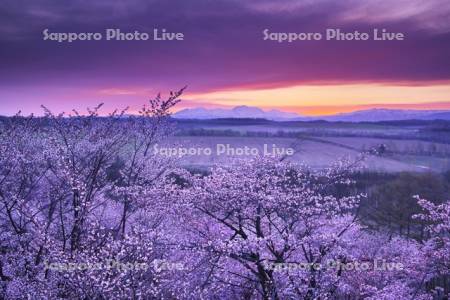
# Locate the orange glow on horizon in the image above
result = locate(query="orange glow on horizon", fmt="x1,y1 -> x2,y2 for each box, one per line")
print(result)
271,102 -> 450,116
181,83 -> 450,116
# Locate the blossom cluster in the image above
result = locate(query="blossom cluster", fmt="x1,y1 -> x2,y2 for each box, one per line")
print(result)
0,90 -> 448,299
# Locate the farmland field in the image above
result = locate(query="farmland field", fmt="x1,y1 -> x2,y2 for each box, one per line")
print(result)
167,119 -> 450,172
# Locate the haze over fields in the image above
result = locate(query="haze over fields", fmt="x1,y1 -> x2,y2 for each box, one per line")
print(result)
165,117 -> 450,173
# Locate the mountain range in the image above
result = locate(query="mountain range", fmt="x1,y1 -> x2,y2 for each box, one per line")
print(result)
173,106 -> 300,121
173,106 -> 450,122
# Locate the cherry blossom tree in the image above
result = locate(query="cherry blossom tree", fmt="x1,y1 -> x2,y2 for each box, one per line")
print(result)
414,197 -> 450,299
1,91 -> 449,299
0,90 -> 184,299
162,156 -> 449,299
166,158 -> 365,299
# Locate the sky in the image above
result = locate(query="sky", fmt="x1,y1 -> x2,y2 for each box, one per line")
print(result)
0,0 -> 449,116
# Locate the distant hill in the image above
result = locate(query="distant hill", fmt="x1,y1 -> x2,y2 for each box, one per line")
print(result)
313,109 -> 450,122
174,106 -> 450,122
173,105 -> 303,121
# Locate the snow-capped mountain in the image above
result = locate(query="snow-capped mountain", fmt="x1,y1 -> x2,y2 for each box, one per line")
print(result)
173,105 -> 302,120
315,109 -> 450,122
174,106 -> 450,122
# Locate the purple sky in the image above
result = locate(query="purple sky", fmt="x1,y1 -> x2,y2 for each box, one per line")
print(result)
0,0 -> 449,115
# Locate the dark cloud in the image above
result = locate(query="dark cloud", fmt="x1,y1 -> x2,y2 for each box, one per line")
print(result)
0,0 -> 449,108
